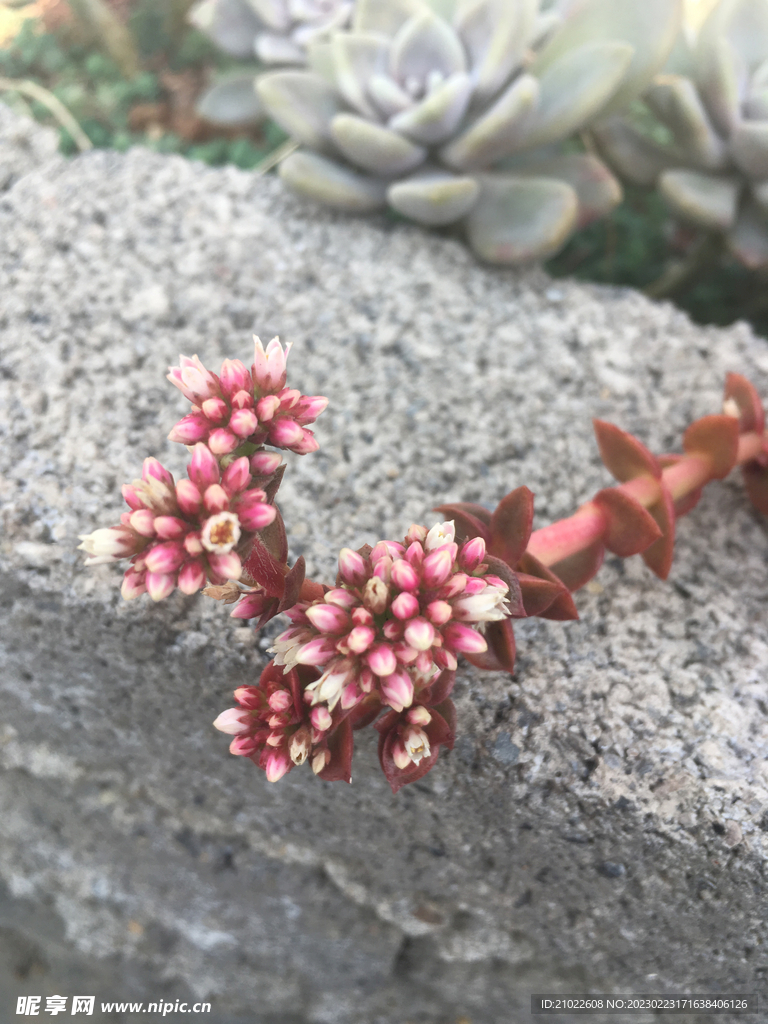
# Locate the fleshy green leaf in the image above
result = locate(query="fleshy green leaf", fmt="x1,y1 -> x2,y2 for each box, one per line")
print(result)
465,174 -> 578,264
659,169 -> 741,230
590,115 -> 678,187
516,40 -> 634,152
330,33 -> 389,119
440,74 -> 540,170
533,0 -> 684,116
280,150 -> 388,211
644,74 -> 728,170
390,10 -> 467,82
188,0 -> 261,59
257,71 -> 341,149
195,74 -> 263,127
731,121 -> 768,179
453,0 -> 538,103
387,170 -> 479,224
331,114 -> 426,174
389,71 -> 473,144
503,151 -> 622,228
354,0 -> 427,35
728,195 -> 768,268
696,37 -> 744,137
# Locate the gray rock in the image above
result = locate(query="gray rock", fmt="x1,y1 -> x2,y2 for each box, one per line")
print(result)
1,105 -> 768,1021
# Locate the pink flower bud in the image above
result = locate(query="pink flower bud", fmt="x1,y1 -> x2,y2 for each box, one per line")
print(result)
290,430 -> 320,455
178,559 -> 206,594
391,559 -> 420,591
293,394 -> 328,424
404,617 -> 435,651
143,458 -> 174,488
404,524 -> 427,544
366,643 -> 397,677
311,706 -> 333,731
306,602 -> 351,633
459,536 -> 487,571
415,651 -> 434,674
370,541 -> 400,563
391,591 -> 420,619
228,733 -> 258,756
324,587 -> 357,609
153,516 -> 188,540
265,750 -> 292,782
227,407 -> 257,438
443,622 -> 488,654
382,619 -> 404,640
464,577 -> 487,595
393,642 -> 418,664
201,397 -> 229,424
425,599 -> 452,625
407,705 -> 432,727
252,336 -> 290,393
434,647 -> 458,671
121,483 -> 143,511
231,591 -> 269,619
250,451 -> 282,476
405,541 -> 425,567
221,457 -> 251,497
338,548 -> 367,585
346,625 -> 375,653
269,418 -> 304,448
341,683 -> 363,709
392,738 -> 411,770
278,388 -> 300,410
233,686 -> 261,709
168,413 -> 209,445
219,358 -> 252,399
267,690 -> 291,712
422,548 -> 454,589
360,668 -> 375,693
256,394 -> 280,421
203,484 -> 230,514
175,479 -> 203,516
146,571 -> 176,602
311,749 -> 330,775
351,606 -> 373,625
207,551 -> 242,581
120,569 -> 146,600
129,509 -> 157,537
235,495 -> 276,531
188,443 -> 220,491
213,708 -> 250,734
295,637 -> 336,666
208,428 -> 239,455
231,389 -> 254,410
381,670 -> 414,713
144,541 -> 186,574
441,572 -> 468,599
184,531 -> 204,556
168,354 -> 220,404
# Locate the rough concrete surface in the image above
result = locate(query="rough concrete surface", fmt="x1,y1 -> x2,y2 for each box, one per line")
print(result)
0,105 -> 767,1023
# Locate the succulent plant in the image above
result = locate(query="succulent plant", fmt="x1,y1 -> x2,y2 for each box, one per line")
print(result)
254,0 -> 683,264
189,0 -> 353,127
592,0 -> 768,270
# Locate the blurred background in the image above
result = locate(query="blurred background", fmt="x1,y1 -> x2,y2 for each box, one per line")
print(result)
0,0 -> 767,338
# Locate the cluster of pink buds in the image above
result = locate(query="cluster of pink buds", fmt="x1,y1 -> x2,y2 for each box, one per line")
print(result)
79,445 -> 279,601
267,521 -> 519,717
167,337 -> 327,456
82,339 -> 768,795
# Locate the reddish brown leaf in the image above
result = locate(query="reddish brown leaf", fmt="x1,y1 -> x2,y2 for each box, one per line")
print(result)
743,460 -> 768,514
263,464 -> 286,505
424,670 -> 456,705
433,503 -> 490,542
593,419 -> 661,482
548,538 -> 604,592
593,487 -> 662,557
641,484 -> 676,579
258,502 -> 288,564
516,552 -> 579,620
516,572 -> 567,617
683,414 -> 740,480
278,557 -> 306,613
724,373 -> 765,434
240,535 -> 287,597
317,718 -> 354,783
348,694 -> 383,731
488,486 -> 535,567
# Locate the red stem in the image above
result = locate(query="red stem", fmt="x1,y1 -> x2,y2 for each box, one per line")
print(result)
526,429 -> 766,572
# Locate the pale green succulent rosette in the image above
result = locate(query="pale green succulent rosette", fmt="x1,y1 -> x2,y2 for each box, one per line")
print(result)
593,0 -> 768,270
188,0 -> 354,128
255,0 -> 683,264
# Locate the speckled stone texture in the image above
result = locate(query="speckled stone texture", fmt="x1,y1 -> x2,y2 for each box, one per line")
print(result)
1,107 -> 768,1023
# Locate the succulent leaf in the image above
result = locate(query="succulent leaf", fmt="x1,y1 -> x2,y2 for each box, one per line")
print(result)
440,74 -> 540,170
503,151 -> 622,228
645,74 -> 728,169
331,113 -> 427,174
387,170 -> 479,224
390,10 -> 468,82
731,120 -> 768,177
389,72 -> 474,144
532,0 -> 684,116
590,115 -> 680,187
659,169 -> 741,230
354,0 -> 427,34
195,74 -> 264,127
696,37 -> 744,136
256,72 -> 341,149
517,40 -> 634,152
454,0 -> 538,103
728,194 -> 768,267
465,174 -> 579,264
330,33 -> 390,119
188,0 -> 262,59
280,150 -> 389,211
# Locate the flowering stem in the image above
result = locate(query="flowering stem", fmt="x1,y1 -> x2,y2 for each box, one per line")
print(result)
526,428 -> 768,577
